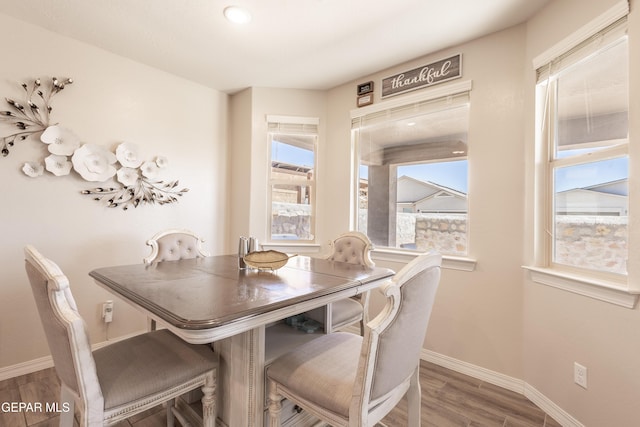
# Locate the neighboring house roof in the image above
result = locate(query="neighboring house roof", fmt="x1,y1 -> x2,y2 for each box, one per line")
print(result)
397,176 -> 467,213
557,178 -> 628,196
397,175 -> 466,203
582,178 -> 627,196
272,161 -> 313,174
556,179 -> 628,215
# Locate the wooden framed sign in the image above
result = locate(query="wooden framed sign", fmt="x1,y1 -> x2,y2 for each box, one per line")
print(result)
357,81 -> 374,96
357,93 -> 373,107
382,54 -> 462,98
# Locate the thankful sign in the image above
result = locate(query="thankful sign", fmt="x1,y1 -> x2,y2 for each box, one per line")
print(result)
382,54 -> 462,98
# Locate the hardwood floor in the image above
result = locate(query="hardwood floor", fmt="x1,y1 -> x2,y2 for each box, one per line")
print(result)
381,362 -> 562,427
0,361 -> 562,427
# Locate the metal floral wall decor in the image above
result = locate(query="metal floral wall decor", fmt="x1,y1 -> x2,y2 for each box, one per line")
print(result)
0,76 -> 188,210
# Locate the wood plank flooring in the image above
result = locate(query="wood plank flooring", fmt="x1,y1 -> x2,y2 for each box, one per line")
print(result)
0,361 -> 562,427
381,362 -> 562,427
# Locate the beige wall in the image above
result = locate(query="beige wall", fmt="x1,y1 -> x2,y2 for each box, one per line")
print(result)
326,25 -> 528,379
228,88 -> 253,247
0,14 -> 229,368
523,0 -> 640,425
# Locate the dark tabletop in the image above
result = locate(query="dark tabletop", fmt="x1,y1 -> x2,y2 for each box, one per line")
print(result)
90,254 -> 394,330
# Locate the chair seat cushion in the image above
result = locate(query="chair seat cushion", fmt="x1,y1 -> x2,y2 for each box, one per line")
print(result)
331,298 -> 363,328
267,332 -> 362,417
93,330 -> 216,410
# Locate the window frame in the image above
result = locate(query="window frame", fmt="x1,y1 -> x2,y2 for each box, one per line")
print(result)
527,1 -> 638,307
266,115 -> 319,243
350,80 -> 476,268
544,69 -> 629,276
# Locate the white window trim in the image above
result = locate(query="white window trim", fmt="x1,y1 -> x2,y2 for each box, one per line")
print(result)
373,249 -> 477,272
267,115 -> 319,243
261,241 -> 477,271
531,0 -> 629,70
526,0 -> 638,308
261,242 -> 322,255
350,80 -> 474,261
266,115 -> 320,126
523,266 -> 636,308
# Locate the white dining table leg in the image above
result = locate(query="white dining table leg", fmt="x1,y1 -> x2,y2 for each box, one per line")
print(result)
215,326 -> 265,427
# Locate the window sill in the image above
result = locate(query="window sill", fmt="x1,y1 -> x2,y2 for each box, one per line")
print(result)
261,244 -> 477,271
523,266 -> 638,309
372,249 -> 477,272
261,242 -> 322,255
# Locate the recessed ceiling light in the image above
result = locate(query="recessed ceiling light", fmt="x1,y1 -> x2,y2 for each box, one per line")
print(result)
224,6 -> 251,24
407,122 -> 416,126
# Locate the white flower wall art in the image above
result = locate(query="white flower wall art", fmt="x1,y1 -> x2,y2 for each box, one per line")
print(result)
0,77 -> 189,210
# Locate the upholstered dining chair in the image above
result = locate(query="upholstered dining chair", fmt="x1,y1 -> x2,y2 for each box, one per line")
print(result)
307,231 -> 375,334
144,229 -> 210,330
266,251 -> 442,427
143,228 -> 210,265
24,245 -> 218,427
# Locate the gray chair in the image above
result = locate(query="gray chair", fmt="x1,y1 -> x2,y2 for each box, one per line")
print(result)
143,228 -> 210,265
307,231 -> 375,334
266,252 -> 441,427
24,245 -> 218,427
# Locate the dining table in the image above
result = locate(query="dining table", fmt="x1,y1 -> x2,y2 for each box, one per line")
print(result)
89,253 -> 394,427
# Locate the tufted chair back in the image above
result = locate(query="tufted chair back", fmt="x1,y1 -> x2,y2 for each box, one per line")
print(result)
306,231 -> 375,334
144,229 -> 210,264
327,231 -> 375,267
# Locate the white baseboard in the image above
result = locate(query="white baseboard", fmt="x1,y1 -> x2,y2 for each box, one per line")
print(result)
421,349 -> 524,394
524,383 -> 584,427
421,349 -> 583,427
0,330 -> 146,382
0,355 -> 54,381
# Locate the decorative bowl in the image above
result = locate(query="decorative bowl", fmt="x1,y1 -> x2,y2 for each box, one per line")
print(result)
243,250 -> 297,270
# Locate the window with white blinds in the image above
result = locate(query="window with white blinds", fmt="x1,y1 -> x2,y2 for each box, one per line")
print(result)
351,83 -> 471,255
534,5 -> 629,276
267,115 -> 318,242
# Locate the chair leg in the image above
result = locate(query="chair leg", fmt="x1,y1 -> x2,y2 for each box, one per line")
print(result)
167,399 -> 176,427
59,386 -> 75,427
360,291 -> 370,336
407,367 -> 421,427
201,372 -> 217,427
325,303 -> 333,334
267,380 -> 283,427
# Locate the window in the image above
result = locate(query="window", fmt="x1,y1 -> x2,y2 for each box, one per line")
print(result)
352,85 -> 470,256
267,116 -> 318,242
535,18 -> 628,276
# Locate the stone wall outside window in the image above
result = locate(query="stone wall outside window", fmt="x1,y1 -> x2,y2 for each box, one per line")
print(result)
554,215 -> 627,274
274,208 -> 627,273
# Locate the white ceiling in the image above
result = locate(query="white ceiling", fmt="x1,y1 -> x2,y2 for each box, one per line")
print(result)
0,0 -> 552,94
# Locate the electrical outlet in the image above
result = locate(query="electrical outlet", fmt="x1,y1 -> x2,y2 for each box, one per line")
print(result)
102,300 -> 114,323
574,362 -> 587,389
